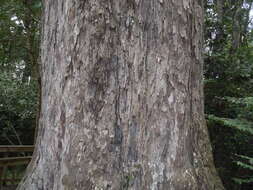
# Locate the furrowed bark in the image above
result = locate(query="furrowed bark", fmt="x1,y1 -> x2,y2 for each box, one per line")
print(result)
18,0 -> 224,189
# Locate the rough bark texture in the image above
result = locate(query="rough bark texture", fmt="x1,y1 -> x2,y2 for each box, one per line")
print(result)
18,0 -> 225,189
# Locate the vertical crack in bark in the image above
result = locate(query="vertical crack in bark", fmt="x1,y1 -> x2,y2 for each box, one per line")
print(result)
113,54 -> 123,145
88,57 -> 111,122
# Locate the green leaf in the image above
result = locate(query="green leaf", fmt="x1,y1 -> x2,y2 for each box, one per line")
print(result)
207,115 -> 253,135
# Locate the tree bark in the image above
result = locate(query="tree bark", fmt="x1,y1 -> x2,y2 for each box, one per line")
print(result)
212,0 -> 225,52
232,0 -> 244,50
18,0 -> 225,189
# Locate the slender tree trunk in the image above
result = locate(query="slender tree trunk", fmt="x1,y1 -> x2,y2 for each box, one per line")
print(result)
232,0 -> 244,50
22,0 -> 39,81
18,0 -> 224,189
242,1 -> 252,45
213,0 -> 225,51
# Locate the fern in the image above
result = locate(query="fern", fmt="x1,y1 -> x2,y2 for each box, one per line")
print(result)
236,161 -> 253,170
207,114 -> 253,135
206,114 -> 253,185
233,178 -> 253,185
224,97 -> 253,107
232,155 -> 253,184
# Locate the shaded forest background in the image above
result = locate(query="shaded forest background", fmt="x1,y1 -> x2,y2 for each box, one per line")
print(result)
0,0 -> 252,189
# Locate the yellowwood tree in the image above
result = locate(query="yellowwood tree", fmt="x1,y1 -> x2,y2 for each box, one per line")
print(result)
18,0 -> 224,189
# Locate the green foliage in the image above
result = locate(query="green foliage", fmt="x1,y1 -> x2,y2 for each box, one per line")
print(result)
0,0 -> 41,145
233,155 -> 253,185
204,0 -> 253,189
207,115 -> 253,135
0,0 -> 41,76
0,72 -> 37,118
0,71 -> 38,145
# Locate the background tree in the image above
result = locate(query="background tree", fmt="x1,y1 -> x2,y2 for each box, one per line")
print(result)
18,0 -> 224,189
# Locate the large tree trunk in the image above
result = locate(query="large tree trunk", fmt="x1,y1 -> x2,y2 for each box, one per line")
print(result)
18,0 -> 224,189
